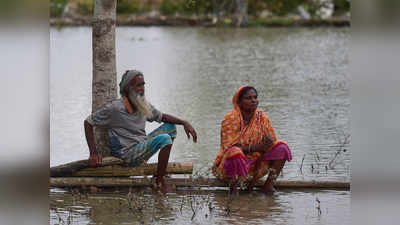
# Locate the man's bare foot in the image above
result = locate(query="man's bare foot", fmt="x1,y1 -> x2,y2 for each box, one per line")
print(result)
160,182 -> 173,194
154,177 -> 173,194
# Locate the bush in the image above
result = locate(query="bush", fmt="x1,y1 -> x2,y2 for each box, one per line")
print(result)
50,0 -> 68,17
248,0 -> 268,16
159,0 -> 182,15
333,0 -> 350,14
264,0 -> 303,16
301,0 -> 320,17
77,0 -> 94,15
117,0 -> 140,14
182,0 -> 213,15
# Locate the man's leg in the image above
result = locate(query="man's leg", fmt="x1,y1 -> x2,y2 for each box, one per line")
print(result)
156,143 -> 173,193
123,124 -> 176,192
148,123 -> 177,193
148,123 -> 177,140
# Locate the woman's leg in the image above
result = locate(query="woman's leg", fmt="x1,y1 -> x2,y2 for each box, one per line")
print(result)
261,159 -> 286,194
247,157 -> 263,192
229,180 -> 239,194
222,147 -> 249,193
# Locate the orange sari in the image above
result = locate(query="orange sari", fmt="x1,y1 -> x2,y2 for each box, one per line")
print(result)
213,85 -> 287,182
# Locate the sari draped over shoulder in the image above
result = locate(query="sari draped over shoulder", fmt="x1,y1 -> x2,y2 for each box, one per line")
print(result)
213,85 -> 292,182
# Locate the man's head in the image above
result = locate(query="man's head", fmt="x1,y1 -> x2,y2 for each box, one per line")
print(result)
119,70 -> 152,118
119,70 -> 144,96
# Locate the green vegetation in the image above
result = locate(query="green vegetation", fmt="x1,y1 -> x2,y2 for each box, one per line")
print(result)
49,0 -> 350,19
183,0 -> 213,15
77,0 -> 94,15
117,0 -> 141,14
159,0 -> 182,16
333,0 -> 350,15
263,0 -> 303,16
249,17 -> 295,27
50,0 -> 68,17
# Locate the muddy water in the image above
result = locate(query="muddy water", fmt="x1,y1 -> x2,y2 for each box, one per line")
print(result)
50,27 -> 350,224
50,188 -> 349,225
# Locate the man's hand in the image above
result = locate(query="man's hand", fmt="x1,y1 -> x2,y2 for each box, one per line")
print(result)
89,154 -> 102,167
183,121 -> 197,143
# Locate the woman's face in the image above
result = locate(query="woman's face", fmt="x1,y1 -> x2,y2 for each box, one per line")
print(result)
239,89 -> 259,112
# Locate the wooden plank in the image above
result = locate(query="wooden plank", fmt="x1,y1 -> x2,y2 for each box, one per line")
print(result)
49,177 -> 350,189
72,162 -> 193,177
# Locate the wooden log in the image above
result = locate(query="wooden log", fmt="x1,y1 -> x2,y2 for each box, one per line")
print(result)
50,157 -> 123,177
50,157 -> 193,177
72,162 -> 193,177
49,177 -> 350,190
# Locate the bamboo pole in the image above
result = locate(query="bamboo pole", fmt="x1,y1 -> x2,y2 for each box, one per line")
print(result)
49,177 -> 350,189
72,162 -> 193,177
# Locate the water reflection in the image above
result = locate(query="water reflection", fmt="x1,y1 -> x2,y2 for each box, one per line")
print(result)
50,188 -> 350,225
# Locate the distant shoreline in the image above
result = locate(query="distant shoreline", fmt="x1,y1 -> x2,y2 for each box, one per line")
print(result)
50,15 -> 350,27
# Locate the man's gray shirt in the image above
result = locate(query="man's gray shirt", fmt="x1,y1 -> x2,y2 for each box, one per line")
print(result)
86,99 -> 163,156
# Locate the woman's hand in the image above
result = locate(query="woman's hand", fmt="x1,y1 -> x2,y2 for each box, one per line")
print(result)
260,133 -> 274,152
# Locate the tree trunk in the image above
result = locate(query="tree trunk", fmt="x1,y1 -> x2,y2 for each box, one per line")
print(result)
92,0 -> 117,157
235,0 -> 248,27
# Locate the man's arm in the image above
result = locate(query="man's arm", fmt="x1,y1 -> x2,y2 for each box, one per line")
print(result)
161,114 -> 197,143
84,120 -> 102,167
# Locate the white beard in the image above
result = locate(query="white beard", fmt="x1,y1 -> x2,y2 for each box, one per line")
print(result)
128,89 -> 153,119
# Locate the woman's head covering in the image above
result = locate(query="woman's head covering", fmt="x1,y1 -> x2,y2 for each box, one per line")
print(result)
232,85 -> 257,110
119,70 -> 143,96
232,85 -> 253,111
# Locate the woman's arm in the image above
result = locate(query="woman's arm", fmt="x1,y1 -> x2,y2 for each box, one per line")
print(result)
235,133 -> 274,153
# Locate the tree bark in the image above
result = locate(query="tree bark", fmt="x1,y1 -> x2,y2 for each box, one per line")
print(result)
92,0 -> 117,157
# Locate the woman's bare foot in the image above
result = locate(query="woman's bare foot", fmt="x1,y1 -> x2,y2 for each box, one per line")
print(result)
261,183 -> 276,195
229,180 -> 239,194
247,183 -> 254,192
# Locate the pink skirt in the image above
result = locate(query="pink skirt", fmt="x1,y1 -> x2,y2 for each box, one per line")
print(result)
223,142 -> 292,179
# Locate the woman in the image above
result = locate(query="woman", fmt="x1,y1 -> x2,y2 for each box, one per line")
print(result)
213,85 -> 292,194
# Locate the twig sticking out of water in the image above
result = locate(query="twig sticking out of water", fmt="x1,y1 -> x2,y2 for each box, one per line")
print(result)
180,196 -> 185,214
299,154 -> 306,174
328,131 -> 350,169
316,197 -> 322,216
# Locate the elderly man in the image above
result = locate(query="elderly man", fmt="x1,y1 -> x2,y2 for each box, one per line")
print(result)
84,70 -> 197,193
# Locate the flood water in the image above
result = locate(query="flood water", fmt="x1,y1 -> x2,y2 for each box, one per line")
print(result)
50,26 -> 350,224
